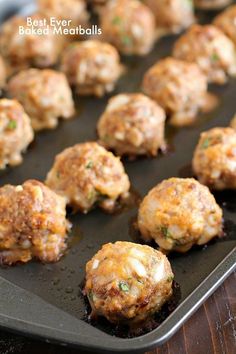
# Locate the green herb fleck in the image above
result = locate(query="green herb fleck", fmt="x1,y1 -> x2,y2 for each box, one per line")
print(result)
121,35 -> 132,47
174,239 -> 182,246
87,189 -> 97,201
7,120 -> 17,130
86,161 -> 93,169
160,226 -> 172,239
201,138 -> 210,149
119,281 -> 129,292
112,16 -> 122,25
167,275 -> 174,282
211,53 -> 219,62
88,290 -> 93,301
102,134 -> 111,143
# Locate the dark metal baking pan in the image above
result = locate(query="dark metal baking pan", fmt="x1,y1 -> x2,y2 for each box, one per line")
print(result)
0,0 -> 235,353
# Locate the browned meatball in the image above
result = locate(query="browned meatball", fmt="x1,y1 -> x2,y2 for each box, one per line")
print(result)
144,0 -> 195,36
214,5 -> 236,47
0,56 -> 6,94
193,127 -> 236,190
61,40 -> 122,97
0,99 -> 34,169
45,142 -> 130,213
100,0 -> 156,55
0,180 -> 70,265
0,15 -> 64,73
7,69 -> 75,131
38,0 -> 89,25
173,24 -> 236,84
85,241 -> 173,324
97,93 -> 166,156
194,0 -> 232,9
142,57 -> 208,126
138,178 -> 223,253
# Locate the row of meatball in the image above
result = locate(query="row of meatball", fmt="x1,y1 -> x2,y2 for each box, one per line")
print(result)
1,4 -> 236,133
91,0 -> 234,11
1,0 -> 235,77
0,0 -> 192,73
1,9 -> 236,139
0,125 -> 234,266
0,173 -> 224,323
0,0 -> 194,67
0,175 -> 174,324
0,80 -> 236,170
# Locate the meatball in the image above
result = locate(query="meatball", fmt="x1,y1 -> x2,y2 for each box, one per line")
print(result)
0,56 -> 6,94
7,69 -> 75,131
100,0 -> 156,56
0,15 -> 64,73
38,0 -> 89,26
214,5 -> 236,47
173,24 -> 236,84
230,115 -> 236,129
144,0 -> 195,36
192,127 -> 236,190
194,0 -> 232,9
45,142 -> 130,213
138,178 -> 223,253
85,241 -> 173,324
0,99 -> 34,169
142,57 -> 208,126
0,180 -> 70,265
61,40 -> 122,97
97,93 -> 166,156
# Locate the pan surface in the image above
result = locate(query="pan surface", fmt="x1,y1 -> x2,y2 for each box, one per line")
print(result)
0,1 -> 235,353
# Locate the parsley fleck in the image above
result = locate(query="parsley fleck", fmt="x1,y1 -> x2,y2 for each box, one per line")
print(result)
201,138 -> 210,149
119,281 -> 129,292
167,275 -> 174,282
102,134 -> 111,143
211,53 -> 219,62
88,290 -> 93,301
87,189 -> 97,201
121,35 -> 132,47
7,120 -> 17,130
160,226 -> 172,239
112,16 -> 122,25
86,161 -> 93,169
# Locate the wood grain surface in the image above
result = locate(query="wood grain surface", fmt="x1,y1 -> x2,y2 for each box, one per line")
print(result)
0,271 -> 235,354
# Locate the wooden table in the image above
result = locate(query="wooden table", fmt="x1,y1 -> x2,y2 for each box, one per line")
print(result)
0,271 -> 235,354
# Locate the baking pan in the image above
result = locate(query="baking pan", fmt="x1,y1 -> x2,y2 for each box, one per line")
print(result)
0,1 -> 235,353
